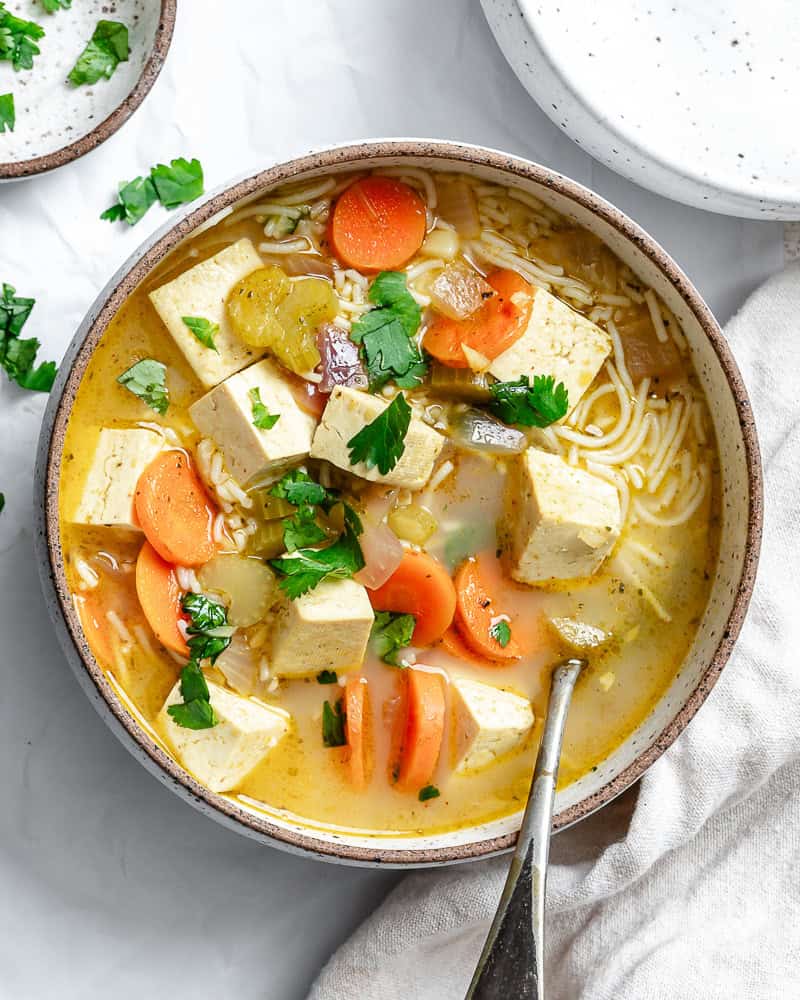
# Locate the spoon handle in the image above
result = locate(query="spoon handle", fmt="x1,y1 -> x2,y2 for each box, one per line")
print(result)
465,659 -> 585,1000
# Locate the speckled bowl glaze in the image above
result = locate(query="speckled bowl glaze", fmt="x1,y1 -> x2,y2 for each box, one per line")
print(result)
0,0 -> 175,181
34,141 -> 762,867
482,0 -> 800,219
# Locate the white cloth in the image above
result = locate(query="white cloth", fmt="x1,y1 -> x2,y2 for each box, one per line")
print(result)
309,267 -> 800,1000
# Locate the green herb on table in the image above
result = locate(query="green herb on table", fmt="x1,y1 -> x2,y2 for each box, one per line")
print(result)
270,523 -> 364,599
419,784 -> 440,802
316,670 -> 338,685
68,20 -> 129,86
347,391 -> 411,475
351,271 -> 427,390
102,157 -> 204,225
489,619 -> 511,648
0,92 -> 14,132
100,175 -> 158,226
283,503 -> 327,553
248,386 -> 280,430
116,358 -> 169,414
371,610 -> 416,667
0,493 -> 5,514
40,0 -> 71,11
489,374 -> 569,428
322,698 -> 346,747
0,5 -> 45,71
181,315 -> 219,352
0,284 -> 57,392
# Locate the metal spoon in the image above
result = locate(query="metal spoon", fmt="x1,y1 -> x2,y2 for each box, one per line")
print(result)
466,658 -> 587,1000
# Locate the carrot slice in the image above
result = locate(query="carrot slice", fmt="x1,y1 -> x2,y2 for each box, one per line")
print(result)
396,668 -> 446,793
134,450 -> 216,567
329,176 -> 427,273
76,593 -> 116,666
454,558 -> 522,662
423,269 -> 535,368
438,626 -> 498,668
368,550 -> 456,647
344,677 -> 372,790
135,541 -> 189,656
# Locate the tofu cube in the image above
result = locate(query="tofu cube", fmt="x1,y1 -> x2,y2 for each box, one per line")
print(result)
451,678 -> 534,774
189,358 -> 317,484
149,238 -> 266,388
158,679 -> 290,792
310,386 -> 445,490
269,578 -> 374,678
72,427 -> 163,531
489,288 -> 611,415
506,448 -> 621,584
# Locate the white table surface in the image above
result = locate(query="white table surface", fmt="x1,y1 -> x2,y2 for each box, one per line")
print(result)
0,2 -> 785,997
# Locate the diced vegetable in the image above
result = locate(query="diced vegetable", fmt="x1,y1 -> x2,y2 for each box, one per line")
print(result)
214,632 -> 259,695
438,626 -> 495,667
548,616 -> 610,651
329,177 -> 427,272
449,408 -> 527,455
368,551 -> 456,646
424,269 -> 535,368
287,374 -> 328,417
317,322 -> 368,392
134,451 -> 216,567
530,229 -> 617,292
197,553 -> 277,627
387,503 -> 438,545
435,178 -> 480,238
420,229 -> 460,260
615,308 -> 681,381
430,264 -> 494,321
395,668 -> 446,792
226,266 -> 291,347
275,277 -> 338,374
262,253 -> 334,280
429,363 -> 493,403
256,493 -> 295,521
454,559 -> 521,662
246,519 -> 286,558
353,517 -> 404,590
135,541 -> 189,656
344,677 -> 372,789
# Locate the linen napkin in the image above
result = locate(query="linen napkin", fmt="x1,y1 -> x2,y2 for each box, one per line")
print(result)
308,266 -> 800,1000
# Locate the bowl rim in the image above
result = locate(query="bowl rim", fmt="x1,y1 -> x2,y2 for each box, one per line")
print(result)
35,139 -> 763,867
0,0 -> 177,181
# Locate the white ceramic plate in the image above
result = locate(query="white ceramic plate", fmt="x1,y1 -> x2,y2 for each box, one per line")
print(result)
482,0 -> 800,219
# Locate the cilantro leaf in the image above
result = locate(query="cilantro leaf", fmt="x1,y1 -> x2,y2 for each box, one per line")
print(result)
283,504 -> 327,553
68,20 -> 129,86
0,285 -> 57,392
419,784 -> 440,802
270,524 -> 364,599
181,315 -> 219,352
150,157 -> 204,209
347,392 -> 411,475
0,6 -> 45,71
0,92 -> 14,133
181,592 -> 233,665
317,670 -> 338,684
248,386 -> 280,430
351,272 -> 426,389
117,358 -> 169,414
489,619 -> 512,648
489,375 -> 569,428
167,696 -> 217,731
371,611 -> 416,666
364,271 -> 421,336
40,0 -> 71,11
1,283 -> 34,338
179,659 -> 211,703
322,699 -> 346,747
270,469 -> 333,508
101,175 -> 158,226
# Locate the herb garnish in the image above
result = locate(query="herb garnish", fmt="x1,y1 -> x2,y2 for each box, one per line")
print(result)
167,662 -> 217,731
100,176 -> 158,226
419,784 -> 440,802
351,271 -> 427,390
283,503 -> 327,553
117,358 -> 169,414
68,20 -> 129,86
270,523 -> 364,599
489,375 -> 569,428
0,93 -> 14,132
248,386 -> 280,430
40,0 -> 71,11
489,619 -> 512,648
270,469 -> 333,508
371,611 -> 416,666
347,392 -> 411,475
322,699 -> 347,747
0,493 -> 5,514
102,158 -> 204,226
317,670 -> 338,685
0,284 -> 56,392
182,316 -> 219,352
0,5 -> 45,71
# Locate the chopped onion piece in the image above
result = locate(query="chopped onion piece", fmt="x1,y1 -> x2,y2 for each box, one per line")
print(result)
435,179 -> 481,238
451,408 -> 527,455
421,229 -> 460,260
261,253 -> 334,279
430,264 -> 494,321
317,323 -> 368,392
215,633 -> 259,696
353,517 -> 404,590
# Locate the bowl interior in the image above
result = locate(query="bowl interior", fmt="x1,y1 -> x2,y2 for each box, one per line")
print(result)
39,143 -> 760,866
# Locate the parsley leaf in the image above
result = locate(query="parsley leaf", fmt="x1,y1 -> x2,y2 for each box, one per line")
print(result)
351,272 -> 426,390
117,358 -> 169,414
40,0 -> 71,11
150,157 -> 204,209
167,697 -> 217,730
0,284 -> 56,392
347,392 -> 411,475
489,375 -> 569,428
317,670 -> 338,684
101,175 -> 158,226
0,283 -> 34,338
68,20 -> 129,86
0,5 -> 45,71
248,386 -> 280,430
270,469 -> 333,508
362,271 -> 421,336
0,92 -> 14,133
283,504 -> 327,553
270,524 -> 364,599
419,784 -> 440,802
322,699 -> 346,747
489,619 -> 512,648
0,493 -> 4,514
371,611 -> 416,666
181,315 -> 219,352
181,592 -> 233,665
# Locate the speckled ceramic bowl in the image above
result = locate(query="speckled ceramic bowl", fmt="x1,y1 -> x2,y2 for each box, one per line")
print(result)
0,0 -> 175,181
34,140 -> 762,867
